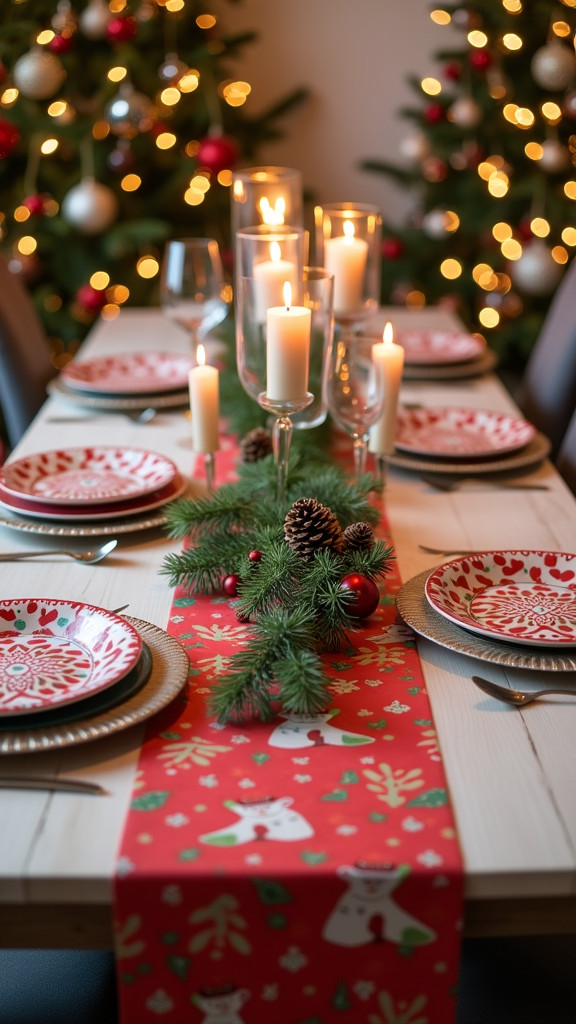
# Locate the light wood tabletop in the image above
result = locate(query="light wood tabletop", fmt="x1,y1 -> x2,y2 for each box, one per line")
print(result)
1,307 -> 575,949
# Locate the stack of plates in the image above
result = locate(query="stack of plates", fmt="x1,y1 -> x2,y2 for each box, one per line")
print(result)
49,351 -> 193,411
0,446 -> 187,537
0,598 -> 189,754
365,318 -> 498,379
388,406 -> 550,476
397,551 -> 576,673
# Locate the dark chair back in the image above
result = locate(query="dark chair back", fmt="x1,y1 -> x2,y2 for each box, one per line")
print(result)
516,257 -> 576,459
0,254 -> 55,449
556,407 -> 576,495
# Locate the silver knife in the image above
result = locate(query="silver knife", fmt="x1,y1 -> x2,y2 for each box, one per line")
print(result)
0,776 -> 108,795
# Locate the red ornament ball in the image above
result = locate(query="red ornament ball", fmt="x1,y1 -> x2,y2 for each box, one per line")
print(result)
223,574 -> 240,597
382,236 -> 405,260
197,133 -> 238,174
0,62 -> 7,85
340,574 -> 380,619
23,193 -> 45,217
107,15 -> 137,43
76,283 -> 107,314
470,49 -> 491,71
424,102 -> 445,124
444,62 -> 461,81
248,550 -> 262,564
0,118 -> 20,159
48,33 -> 74,55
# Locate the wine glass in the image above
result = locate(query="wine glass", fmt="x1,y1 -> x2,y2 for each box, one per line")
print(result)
325,334 -> 384,480
160,238 -> 228,351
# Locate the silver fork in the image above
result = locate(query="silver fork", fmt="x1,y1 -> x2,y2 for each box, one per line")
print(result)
421,472 -> 549,492
471,675 -> 576,706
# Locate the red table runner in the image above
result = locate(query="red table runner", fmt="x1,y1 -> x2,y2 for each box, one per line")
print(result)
114,447 -> 463,1024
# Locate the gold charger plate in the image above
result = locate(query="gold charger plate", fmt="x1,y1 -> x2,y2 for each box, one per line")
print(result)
396,569 -> 576,673
387,430 -> 551,476
0,616 -> 189,754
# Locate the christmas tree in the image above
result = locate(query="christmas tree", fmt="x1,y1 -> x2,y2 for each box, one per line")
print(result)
0,0 -> 306,364
362,0 -> 576,372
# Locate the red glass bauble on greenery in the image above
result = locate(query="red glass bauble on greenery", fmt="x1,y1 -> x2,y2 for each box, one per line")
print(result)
197,133 -> 238,174
223,574 -> 240,597
23,193 -> 45,216
48,34 -> 74,55
444,62 -> 461,81
382,237 -> 405,260
76,283 -> 107,314
248,550 -> 262,564
470,49 -> 492,71
107,15 -> 137,43
0,118 -> 20,159
423,102 -> 445,124
340,574 -> 380,619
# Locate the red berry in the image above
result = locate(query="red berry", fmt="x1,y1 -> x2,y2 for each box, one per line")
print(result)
223,574 -> 240,597
236,610 -> 250,623
248,550 -> 262,563
340,574 -> 380,619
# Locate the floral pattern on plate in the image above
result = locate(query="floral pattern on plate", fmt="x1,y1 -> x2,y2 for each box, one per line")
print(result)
1,447 -> 177,505
61,352 -> 193,394
396,329 -> 485,365
395,406 -> 536,458
0,599 -> 142,714
425,550 -> 576,646
0,472 -> 186,521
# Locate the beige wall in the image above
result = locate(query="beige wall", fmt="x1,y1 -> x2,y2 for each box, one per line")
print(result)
223,0 -> 459,226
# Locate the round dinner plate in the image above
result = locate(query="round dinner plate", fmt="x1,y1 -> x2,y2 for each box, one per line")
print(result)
397,328 -> 486,365
395,407 -> 536,458
387,429 -> 551,476
0,446 -> 177,506
0,473 -> 187,522
48,377 -> 190,411
0,598 -> 142,715
425,550 -> 576,647
61,352 -> 194,395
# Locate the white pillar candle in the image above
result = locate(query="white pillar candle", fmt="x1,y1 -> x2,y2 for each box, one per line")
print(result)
189,345 -> 220,453
324,220 -> 368,315
253,241 -> 298,323
266,282 -> 311,403
369,321 -> 405,456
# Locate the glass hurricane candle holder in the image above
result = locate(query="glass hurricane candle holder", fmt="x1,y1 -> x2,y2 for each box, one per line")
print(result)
231,166 -> 303,235
292,266 -> 334,431
315,202 -> 382,330
325,334 -> 384,480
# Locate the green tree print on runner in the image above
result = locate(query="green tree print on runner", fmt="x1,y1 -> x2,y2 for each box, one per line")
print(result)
188,893 -> 251,956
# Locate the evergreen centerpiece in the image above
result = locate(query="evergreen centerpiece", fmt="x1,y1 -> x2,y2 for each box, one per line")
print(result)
161,443 -> 394,723
362,1 -> 576,371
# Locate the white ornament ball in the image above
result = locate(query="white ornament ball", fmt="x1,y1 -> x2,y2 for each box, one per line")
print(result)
539,137 -> 570,173
79,0 -> 111,40
61,178 -> 119,235
511,242 -> 563,297
422,209 -> 449,239
531,42 -> 576,91
13,47 -> 66,100
448,96 -> 482,129
399,130 -> 430,164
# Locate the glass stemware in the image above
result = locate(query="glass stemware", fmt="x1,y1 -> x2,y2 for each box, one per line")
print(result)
325,334 -> 384,480
160,237 -> 228,351
314,202 -> 382,336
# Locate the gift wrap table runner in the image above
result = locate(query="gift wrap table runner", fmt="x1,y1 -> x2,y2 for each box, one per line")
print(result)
114,446 -> 464,1024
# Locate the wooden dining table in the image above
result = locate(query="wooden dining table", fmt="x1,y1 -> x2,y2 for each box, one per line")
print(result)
1,305 -> 576,952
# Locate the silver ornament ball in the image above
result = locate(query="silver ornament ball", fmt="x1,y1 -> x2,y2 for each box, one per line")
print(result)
13,47 -> 66,100
531,42 -> 576,91
399,131 -> 430,164
61,178 -> 119,235
448,96 -> 482,129
422,209 -> 449,239
106,84 -> 155,138
539,138 -> 570,173
511,242 -> 563,297
79,0 -> 111,40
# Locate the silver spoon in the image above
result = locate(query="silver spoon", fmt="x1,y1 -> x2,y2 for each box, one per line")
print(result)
471,675 -> 576,706
46,407 -> 157,425
0,538 -> 118,564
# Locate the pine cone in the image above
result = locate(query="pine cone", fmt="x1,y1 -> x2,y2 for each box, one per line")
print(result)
240,426 -> 273,463
342,521 -> 375,552
284,497 -> 343,558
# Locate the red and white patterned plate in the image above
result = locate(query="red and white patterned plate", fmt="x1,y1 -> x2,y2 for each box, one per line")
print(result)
395,406 -> 536,458
0,599 -> 142,715
425,550 -> 576,647
0,472 -> 186,522
61,352 -> 193,395
396,329 -> 485,365
0,447 -> 178,506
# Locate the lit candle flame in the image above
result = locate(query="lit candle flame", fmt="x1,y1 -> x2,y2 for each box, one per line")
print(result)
283,281 -> 292,309
270,240 -> 281,262
259,196 -> 286,225
196,344 -> 206,367
383,321 -> 394,346
343,220 -> 355,239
